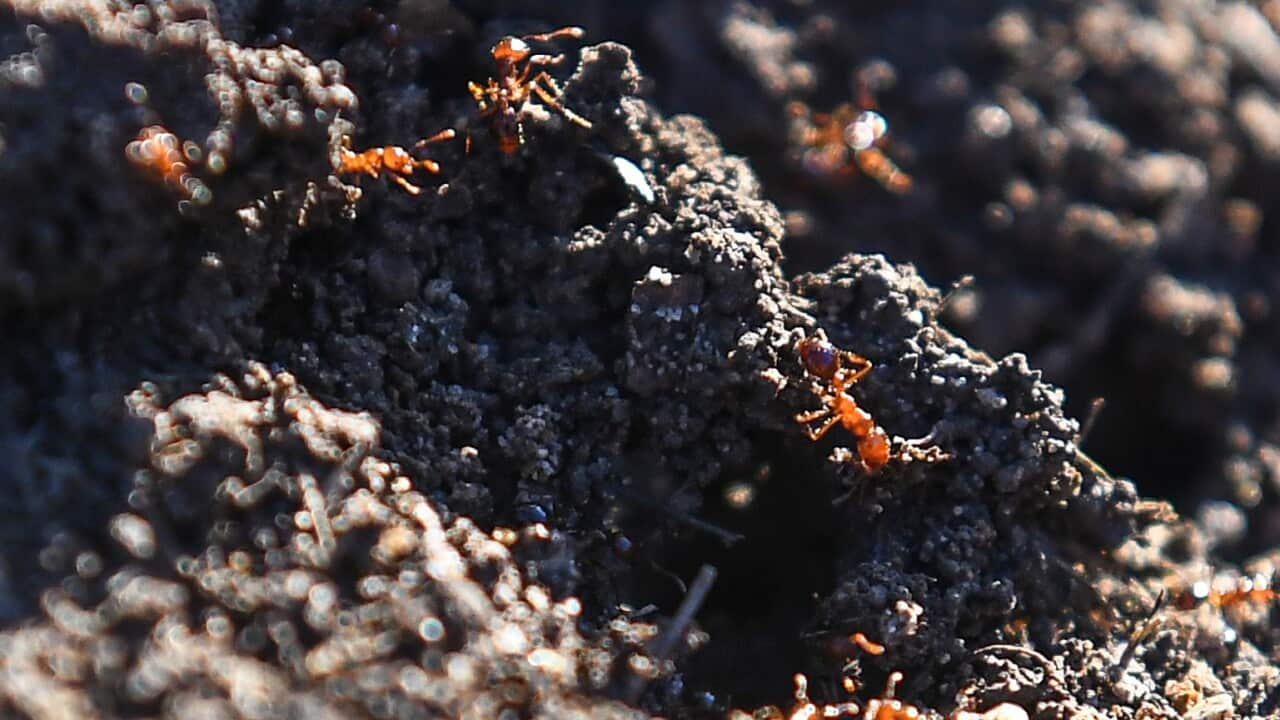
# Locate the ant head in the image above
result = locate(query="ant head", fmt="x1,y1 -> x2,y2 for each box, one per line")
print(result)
796,334 -> 839,380
492,36 -> 531,63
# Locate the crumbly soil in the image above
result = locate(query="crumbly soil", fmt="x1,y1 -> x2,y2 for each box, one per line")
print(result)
1,1 -> 1278,718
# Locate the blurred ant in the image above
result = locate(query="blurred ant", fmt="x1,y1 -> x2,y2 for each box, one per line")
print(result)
787,101 -> 912,194
469,26 -> 593,153
126,125 -> 211,205
333,129 -> 456,195
739,632 -> 1028,720
849,636 -> 1027,720
794,330 -> 891,474
1173,574 -> 1278,612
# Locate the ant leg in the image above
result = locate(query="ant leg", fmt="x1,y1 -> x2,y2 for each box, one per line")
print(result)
843,354 -> 874,384
526,52 -> 566,67
468,82 -> 496,115
804,415 -> 841,441
855,148 -> 912,194
535,71 -> 567,98
521,26 -> 584,43
855,76 -> 879,113
795,407 -> 832,424
415,128 -> 457,148
517,53 -> 565,85
389,173 -> 422,195
414,129 -> 456,172
531,75 -> 592,128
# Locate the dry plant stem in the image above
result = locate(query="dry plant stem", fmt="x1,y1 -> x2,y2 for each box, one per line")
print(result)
623,564 -> 717,704
972,644 -> 1069,697
1113,590 -> 1167,680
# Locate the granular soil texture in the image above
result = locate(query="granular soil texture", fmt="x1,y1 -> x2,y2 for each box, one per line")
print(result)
1,1 -> 1279,719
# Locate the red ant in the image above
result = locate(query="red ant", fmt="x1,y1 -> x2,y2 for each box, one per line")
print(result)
794,331 -> 891,473
741,668 -> 1026,719
468,26 -> 593,153
853,639 -> 1026,720
126,125 -> 211,204
1173,574 -> 1278,612
787,101 -> 912,194
333,129 -> 456,195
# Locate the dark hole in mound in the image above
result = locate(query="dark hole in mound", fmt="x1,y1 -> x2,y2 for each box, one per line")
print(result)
653,445 -> 840,709
577,163 -> 631,230
1068,365 -> 1219,514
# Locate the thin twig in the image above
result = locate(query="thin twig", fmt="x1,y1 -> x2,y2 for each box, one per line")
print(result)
623,565 -> 717,704
1113,590 -> 1167,680
971,643 -> 1068,696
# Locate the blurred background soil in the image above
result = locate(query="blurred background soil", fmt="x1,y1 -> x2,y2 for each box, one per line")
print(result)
2,0 -> 1280,718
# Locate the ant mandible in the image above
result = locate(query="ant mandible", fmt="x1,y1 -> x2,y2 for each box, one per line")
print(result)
469,26 -> 593,153
794,330 -> 891,473
334,129 -> 457,195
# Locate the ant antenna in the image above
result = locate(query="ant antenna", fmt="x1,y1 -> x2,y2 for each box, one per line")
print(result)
1078,397 -> 1106,448
939,275 -> 975,315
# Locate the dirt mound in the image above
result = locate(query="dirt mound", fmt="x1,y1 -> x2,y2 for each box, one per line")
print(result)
2,2 -> 1279,718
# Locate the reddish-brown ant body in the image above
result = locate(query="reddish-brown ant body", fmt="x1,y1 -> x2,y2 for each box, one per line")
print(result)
126,125 -> 211,205
468,26 -> 593,153
787,101 -> 912,194
795,332 -> 891,473
1173,574 -> 1278,612
334,129 -> 456,195
126,126 -> 188,190
739,667 -> 1026,720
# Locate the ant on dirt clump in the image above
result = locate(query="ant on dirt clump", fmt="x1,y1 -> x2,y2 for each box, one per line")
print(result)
332,129 -> 457,195
787,101 -> 912,194
468,26 -> 593,153
794,330 -> 892,474
793,331 -> 948,476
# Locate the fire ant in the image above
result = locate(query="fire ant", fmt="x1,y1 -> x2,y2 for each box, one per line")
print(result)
787,101 -> 912,194
737,632 -> 1028,720
1173,574 -> 1278,612
468,26 -> 593,153
794,331 -> 891,473
738,670 -> 1027,720
333,129 -> 457,195
126,125 -> 211,205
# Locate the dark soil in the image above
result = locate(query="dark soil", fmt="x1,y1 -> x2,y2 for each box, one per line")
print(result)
2,1 -> 1279,718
